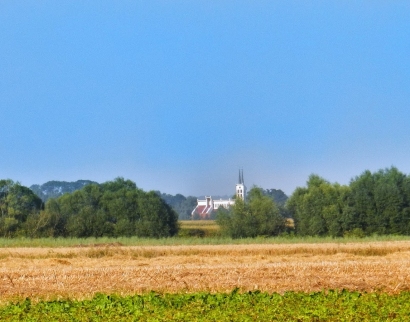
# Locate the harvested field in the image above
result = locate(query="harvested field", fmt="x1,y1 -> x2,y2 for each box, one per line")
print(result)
1,241 -> 410,302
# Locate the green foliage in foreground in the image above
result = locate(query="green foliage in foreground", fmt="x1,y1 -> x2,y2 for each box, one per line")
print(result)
2,290 -> 410,321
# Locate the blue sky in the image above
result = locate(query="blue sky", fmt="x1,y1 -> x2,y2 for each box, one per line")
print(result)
1,1 -> 410,196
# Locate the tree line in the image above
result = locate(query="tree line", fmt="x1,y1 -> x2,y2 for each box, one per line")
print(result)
2,166 -> 410,239
154,192 -> 198,220
30,180 -> 98,202
29,179 -> 199,221
217,166 -> 410,238
288,167 -> 410,237
29,180 -> 288,221
0,178 -> 178,238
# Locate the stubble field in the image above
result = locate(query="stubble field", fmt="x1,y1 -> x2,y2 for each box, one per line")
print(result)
1,240 -> 410,303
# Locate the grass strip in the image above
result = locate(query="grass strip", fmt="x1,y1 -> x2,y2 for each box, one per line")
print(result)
1,234 -> 410,248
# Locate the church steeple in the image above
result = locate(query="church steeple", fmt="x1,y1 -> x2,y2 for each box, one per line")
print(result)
236,169 -> 246,200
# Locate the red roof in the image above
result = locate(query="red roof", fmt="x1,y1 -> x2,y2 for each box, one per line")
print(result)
192,204 -> 213,219
195,205 -> 206,214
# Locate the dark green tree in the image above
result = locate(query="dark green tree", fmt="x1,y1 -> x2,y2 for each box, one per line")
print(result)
347,167 -> 410,235
0,180 -> 43,237
217,186 -> 286,238
137,191 -> 179,237
39,178 -> 179,238
286,175 -> 350,237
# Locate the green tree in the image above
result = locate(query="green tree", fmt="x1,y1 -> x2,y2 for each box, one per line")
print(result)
286,175 -> 350,237
347,167 -> 410,235
137,191 -> 179,237
0,180 -> 43,237
39,177 -> 179,238
23,198 -> 68,238
217,186 -> 285,238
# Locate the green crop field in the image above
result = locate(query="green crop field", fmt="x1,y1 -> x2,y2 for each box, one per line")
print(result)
2,290 -> 410,321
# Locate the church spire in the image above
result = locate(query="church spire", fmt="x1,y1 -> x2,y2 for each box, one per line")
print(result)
238,169 -> 244,184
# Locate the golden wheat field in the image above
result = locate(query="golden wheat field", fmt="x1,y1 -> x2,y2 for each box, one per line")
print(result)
1,241 -> 410,302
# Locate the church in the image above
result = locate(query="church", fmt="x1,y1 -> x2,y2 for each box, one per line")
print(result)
191,169 -> 247,219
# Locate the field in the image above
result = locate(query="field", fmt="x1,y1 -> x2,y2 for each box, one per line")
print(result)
2,221 -> 410,319
1,240 -> 410,303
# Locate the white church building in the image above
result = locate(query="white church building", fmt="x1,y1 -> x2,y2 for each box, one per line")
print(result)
191,170 -> 247,219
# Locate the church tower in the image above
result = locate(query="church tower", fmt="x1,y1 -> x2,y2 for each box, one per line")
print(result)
235,169 -> 246,200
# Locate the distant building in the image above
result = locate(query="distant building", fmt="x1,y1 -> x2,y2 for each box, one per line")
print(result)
191,169 -> 247,219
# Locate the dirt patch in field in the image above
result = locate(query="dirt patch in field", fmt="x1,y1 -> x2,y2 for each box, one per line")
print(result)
1,241 -> 410,302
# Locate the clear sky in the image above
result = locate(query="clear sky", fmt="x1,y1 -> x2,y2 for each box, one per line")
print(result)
1,1 -> 410,196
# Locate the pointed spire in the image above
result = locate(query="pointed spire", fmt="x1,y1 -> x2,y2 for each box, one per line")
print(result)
238,169 -> 244,184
